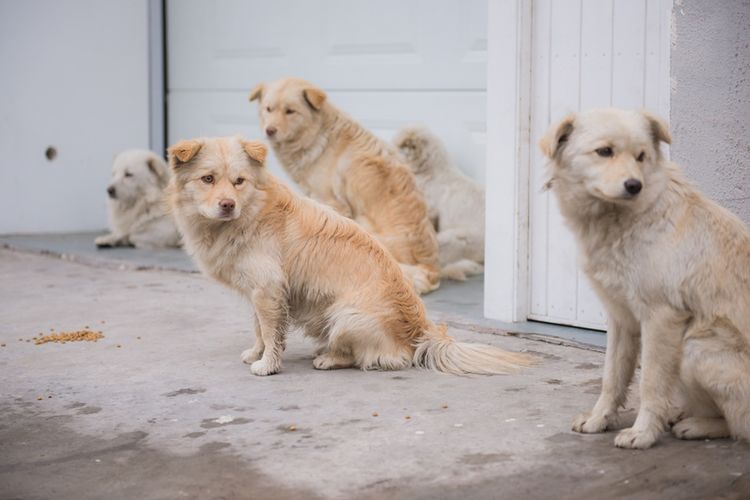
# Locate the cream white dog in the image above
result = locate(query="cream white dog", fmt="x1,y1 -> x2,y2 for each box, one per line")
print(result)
541,108 -> 750,449
167,136 -> 533,376
249,78 -> 441,295
95,150 -> 180,249
394,126 -> 485,280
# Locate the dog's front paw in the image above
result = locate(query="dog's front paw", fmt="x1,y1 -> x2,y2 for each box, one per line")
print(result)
95,234 -> 117,248
250,357 -> 280,376
572,410 -> 613,433
240,347 -> 263,364
614,427 -> 659,449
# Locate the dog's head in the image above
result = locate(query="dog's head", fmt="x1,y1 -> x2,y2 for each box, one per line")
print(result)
393,126 -> 440,174
167,136 -> 268,222
540,108 -> 671,206
249,77 -> 327,146
107,150 -> 170,203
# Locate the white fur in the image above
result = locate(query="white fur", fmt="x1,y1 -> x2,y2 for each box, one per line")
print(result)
95,150 -> 180,249
542,108 -> 750,449
394,126 -> 484,280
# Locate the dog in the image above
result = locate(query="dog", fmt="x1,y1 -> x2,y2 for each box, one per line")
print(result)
249,78 -> 441,295
541,108 -> 750,449
95,150 -> 180,249
166,135 -> 533,376
394,126 -> 485,281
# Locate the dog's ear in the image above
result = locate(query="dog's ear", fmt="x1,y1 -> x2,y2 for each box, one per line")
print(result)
641,110 -> 672,146
168,140 -> 202,168
248,83 -> 264,103
241,140 -> 267,165
540,114 -> 576,159
303,87 -> 326,110
146,156 -> 169,186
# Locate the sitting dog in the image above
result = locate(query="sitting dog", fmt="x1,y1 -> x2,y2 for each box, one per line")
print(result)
541,108 -> 750,448
249,78 -> 440,295
95,150 -> 180,249
394,126 -> 485,281
167,136 -> 533,376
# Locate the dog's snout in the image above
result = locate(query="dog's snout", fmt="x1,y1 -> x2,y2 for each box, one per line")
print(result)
219,198 -> 236,211
107,186 -> 116,198
265,126 -> 277,138
624,179 -> 642,195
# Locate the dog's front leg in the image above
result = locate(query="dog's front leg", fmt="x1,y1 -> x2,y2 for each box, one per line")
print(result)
614,306 -> 687,449
247,288 -> 288,376
573,300 -> 639,433
240,314 -> 265,365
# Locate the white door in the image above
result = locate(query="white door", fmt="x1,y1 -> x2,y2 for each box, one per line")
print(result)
166,0 -> 488,186
527,0 -> 671,330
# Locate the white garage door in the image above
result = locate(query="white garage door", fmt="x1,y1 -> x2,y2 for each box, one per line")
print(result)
166,0 -> 488,186
527,0 -> 671,330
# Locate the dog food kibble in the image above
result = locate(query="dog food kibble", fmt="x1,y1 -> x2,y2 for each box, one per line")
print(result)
288,425 -> 296,432
405,416 -> 411,420
34,329 -> 104,345
36,396 -> 43,401
1,343 -> 5,347
372,412 -> 379,417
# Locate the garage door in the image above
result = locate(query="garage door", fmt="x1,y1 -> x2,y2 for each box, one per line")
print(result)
166,0 -> 488,186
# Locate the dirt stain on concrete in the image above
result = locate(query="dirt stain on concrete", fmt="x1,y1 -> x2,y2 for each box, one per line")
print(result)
77,406 -> 101,415
164,388 -> 206,397
459,453 -> 513,465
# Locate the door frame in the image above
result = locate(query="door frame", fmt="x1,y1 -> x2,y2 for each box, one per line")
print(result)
483,0 -> 533,323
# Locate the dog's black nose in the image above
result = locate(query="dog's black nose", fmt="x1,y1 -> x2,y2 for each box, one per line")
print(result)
219,199 -> 235,211
624,179 -> 642,195
107,186 -> 116,198
265,126 -> 277,138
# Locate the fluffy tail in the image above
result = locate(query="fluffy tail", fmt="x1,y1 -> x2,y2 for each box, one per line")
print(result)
413,325 -> 535,375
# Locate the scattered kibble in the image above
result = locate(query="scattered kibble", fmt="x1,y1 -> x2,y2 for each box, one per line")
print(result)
442,404 -> 448,409
136,336 -> 141,340
372,411 -> 379,417
288,425 -> 296,431
36,396 -> 43,401
34,329 -> 104,345
116,344 -> 122,348
1,343 -> 6,347
405,416 -> 411,420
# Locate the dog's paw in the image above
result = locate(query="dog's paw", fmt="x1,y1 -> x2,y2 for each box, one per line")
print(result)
313,352 -> 354,370
572,410 -> 612,433
240,347 -> 263,364
672,417 -> 730,440
94,234 -> 116,247
250,357 -> 280,376
614,427 -> 659,449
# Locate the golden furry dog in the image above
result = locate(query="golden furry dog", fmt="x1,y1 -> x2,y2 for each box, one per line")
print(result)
541,108 -> 750,449
167,136 -> 532,377
249,77 -> 441,295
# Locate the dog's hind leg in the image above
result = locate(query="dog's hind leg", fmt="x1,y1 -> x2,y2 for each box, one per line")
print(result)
437,228 -> 481,265
241,314 -> 265,364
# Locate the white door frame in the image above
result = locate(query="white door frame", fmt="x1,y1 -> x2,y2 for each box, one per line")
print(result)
484,0 -> 533,323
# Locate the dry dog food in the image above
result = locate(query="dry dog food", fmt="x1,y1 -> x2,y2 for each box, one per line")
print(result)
34,329 -> 104,345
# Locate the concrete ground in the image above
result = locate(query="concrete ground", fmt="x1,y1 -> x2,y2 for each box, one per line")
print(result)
1,239 -> 748,499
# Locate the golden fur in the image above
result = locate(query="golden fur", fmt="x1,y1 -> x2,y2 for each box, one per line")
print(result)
542,108 -> 750,448
249,77 -> 441,294
167,136 -> 533,376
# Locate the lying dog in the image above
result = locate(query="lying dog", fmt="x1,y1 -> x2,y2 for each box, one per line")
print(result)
95,150 -> 180,249
249,78 -> 440,295
167,136 -> 533,376
394,126 -> 485,281
541,108 -> 750,448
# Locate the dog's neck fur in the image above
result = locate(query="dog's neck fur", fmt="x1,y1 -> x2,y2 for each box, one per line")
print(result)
271,103 -> 397,184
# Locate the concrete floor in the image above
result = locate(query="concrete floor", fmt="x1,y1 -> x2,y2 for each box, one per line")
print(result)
1,240 -> 749,499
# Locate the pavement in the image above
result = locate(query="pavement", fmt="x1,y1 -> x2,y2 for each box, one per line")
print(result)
1,239 -> 749,499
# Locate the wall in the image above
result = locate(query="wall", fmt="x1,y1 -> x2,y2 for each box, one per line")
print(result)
670,0 -> 750,223
0,1 -> 151,234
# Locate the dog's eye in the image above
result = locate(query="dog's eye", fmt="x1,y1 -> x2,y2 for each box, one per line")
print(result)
234,177 -> 245,186
124,172 -> 133,178
201,175 -> 214,184
636,151 -> 646,162
285,108 -> 295,115
595,147 -> 613,157
265,106 -> 271,112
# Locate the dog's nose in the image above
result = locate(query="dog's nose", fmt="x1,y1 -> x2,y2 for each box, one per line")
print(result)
624,179 -> 642,195
107,186 -> 116,198
219,199 -> 235,211
265,126 -> 277,138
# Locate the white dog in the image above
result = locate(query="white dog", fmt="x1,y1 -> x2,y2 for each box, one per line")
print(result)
95,150 -> 180,249
541,108 -> 750,449
394,126 -> 484,280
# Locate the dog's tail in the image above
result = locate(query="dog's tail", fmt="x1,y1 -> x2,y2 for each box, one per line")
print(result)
413,324 -> 535,375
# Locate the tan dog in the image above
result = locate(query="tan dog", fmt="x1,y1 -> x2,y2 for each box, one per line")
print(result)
167,136 -> 533,376
541,108 -> 750,449
394,126 -> 485,281
249,78 -> 440,294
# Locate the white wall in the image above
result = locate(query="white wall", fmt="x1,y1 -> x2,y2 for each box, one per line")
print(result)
0,0 -> 151,234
